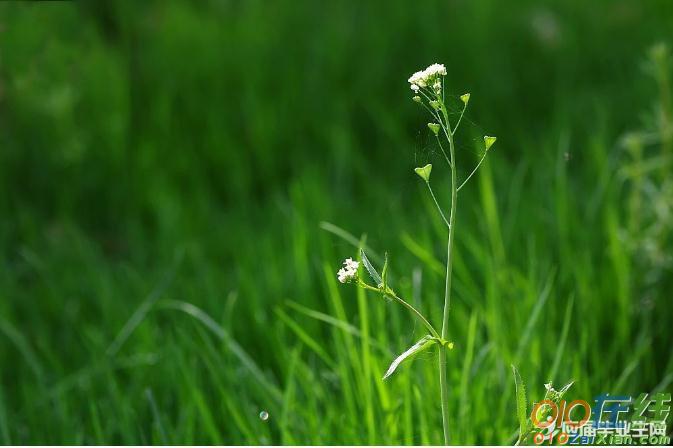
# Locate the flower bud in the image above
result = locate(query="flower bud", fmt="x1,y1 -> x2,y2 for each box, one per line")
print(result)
484,135 -> 497,150
460,93 -> 470,106
412,95 -> 422,103
430,100 -> 440,110
427,123 -> 440,136
414,164 -> 432,182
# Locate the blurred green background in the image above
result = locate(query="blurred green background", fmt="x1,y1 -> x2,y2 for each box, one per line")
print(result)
1,0 -> 672,444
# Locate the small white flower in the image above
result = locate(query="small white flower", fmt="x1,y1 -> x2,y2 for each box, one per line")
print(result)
344,257 -> 359,270
408,70 -> 428,88
425,63 -> 447,77
337,257 -> 360,283
408,63 -> 447,91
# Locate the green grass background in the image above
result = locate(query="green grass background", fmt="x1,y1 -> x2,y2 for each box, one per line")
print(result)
1,0 -> 672,444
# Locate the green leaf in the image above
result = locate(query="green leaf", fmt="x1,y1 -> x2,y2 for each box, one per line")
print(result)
383,335 -> 437,380
414,164 -> 432,182
558,380 -> 574,397
360,249 -> 382,286
512,365 -> 528,443
381,252 -> 389,289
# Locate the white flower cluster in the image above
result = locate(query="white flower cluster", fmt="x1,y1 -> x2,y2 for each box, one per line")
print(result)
408,63 -> 447,92
337,258 -> 359,283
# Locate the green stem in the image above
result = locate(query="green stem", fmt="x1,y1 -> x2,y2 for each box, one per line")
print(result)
359,283 -> 440,339
452,103 -> 467,136
425,181 -> 450,227
435,135 -> 452,168
457,150 -> 488,192
438,97 -> 457,446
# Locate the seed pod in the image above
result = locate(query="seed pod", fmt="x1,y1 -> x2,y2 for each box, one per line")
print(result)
414,164 -> 433,182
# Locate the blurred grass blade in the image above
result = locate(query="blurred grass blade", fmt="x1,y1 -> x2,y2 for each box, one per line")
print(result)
319,221 -> 383,263
383,335 -> 436,380
145,388 -> 168,444
0,318 -> 44,382
400,232 -> 444,275
511,364 -> 528,445
107,249 -> 184,357
284,300 -> 389,354
285,300 -> 362,337
548,294 -> 574,381
158,299 -> 282,404
514,269 -> 555,363
274,307 -> 337,369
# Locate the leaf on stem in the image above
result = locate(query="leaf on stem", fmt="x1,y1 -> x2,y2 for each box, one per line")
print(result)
559,381 -> 574,395
383,335 -> 437,380
381,252 -> 389,289
360,249 -> 382,286
511,364 -> 528,444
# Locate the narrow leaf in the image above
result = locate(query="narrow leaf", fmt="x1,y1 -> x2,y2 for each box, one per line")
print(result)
512,364 -> 528,443
383,335 -> 436,380
558,380 -> 574,396
381,252 -> 389,289
360,249 -> 382,286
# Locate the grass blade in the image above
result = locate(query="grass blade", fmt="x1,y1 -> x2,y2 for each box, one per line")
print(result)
319,221 -> 383,263
157,299 -> 283,404
511,364 -> 528,445
274,307 -> 336,369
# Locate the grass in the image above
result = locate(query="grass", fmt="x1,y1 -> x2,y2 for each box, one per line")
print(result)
1,0 -> 672,445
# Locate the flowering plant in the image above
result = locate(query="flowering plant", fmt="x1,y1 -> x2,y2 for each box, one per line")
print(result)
336,62 -> 497,444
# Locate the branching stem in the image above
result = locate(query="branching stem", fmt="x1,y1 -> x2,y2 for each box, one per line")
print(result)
457,150 -> 488,192
452,103 -> 468,136
436,91 -> 458,446
425,181 -> 450,227
358,282 -> 440,339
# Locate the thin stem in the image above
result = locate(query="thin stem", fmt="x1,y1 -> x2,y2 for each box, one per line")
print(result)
439,346 -> 450,445
359,283 -> 440,339
425,181 -> 450,227
417,87 -> 437,105
435,135 -> 452,168
420,102 -> 442,125
457,150 -> 489,192
452,103 -> 468,136
417,88 -> 453,169
437,93 -> 457,446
